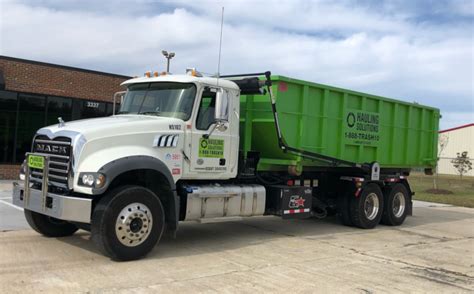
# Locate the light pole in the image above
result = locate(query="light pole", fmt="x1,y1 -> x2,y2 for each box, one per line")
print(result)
161,50 -> 175,73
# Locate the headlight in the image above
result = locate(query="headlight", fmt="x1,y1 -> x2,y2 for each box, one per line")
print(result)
78,172 -> 106,188
82,174 -> 95,186
19,160 -> 26,181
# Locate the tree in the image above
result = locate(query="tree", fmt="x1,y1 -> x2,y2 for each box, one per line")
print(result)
433,134 -> 449,189
451,151 -> 473,179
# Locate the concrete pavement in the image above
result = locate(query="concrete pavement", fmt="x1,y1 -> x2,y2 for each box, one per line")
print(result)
0,181 -> 28,231
0,180 -> 473,293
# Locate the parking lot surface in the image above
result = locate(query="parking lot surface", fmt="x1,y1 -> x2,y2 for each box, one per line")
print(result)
0,181 -> 473,293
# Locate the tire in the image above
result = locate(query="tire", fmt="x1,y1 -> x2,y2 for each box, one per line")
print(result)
91,186 -> 165,261
24,209 -> 78,237
349,183 -> 384,229
381,184 -> 409,226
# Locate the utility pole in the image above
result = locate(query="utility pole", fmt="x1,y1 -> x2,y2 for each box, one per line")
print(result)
161,50 -> 175,73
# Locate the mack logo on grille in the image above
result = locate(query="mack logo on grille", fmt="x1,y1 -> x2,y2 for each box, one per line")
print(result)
35,143 -> 69,155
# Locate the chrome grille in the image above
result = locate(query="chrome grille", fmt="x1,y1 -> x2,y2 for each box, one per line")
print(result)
30,135 -> 72,189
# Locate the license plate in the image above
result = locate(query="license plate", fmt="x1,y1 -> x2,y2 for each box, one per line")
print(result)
28,155 -> 45,169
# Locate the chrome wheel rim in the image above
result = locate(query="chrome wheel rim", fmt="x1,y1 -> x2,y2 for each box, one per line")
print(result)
115,203 -> 152,247
364,193 -> 380,221
392,192 -> 406,218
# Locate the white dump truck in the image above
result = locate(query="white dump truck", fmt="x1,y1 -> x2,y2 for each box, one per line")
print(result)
12,70 -> 439,260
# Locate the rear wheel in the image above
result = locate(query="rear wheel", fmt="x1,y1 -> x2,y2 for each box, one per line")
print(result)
381,184 -> 409,226
91,186 -> 165,261
24,209 -> 78,237
349,183 -> 384,229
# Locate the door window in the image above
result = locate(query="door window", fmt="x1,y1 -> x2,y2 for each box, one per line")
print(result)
196,90 -> 217,130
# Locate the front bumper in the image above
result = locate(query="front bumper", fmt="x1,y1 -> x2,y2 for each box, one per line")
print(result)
12,182 -> 92,223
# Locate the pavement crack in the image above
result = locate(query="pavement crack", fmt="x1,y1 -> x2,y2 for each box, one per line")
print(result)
408,272 -> 472,291
396,228 -> 452,241
356,288 -> 374,294
403,236 -> 471,247
319,240 -> 473,291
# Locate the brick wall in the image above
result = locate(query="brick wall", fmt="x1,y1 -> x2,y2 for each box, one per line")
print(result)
0,56 -> 132,179
0,165 -> 20,180
0,56 -> 130,102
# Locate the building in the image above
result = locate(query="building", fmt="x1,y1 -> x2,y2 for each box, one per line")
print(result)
437,123 -> 474,177
0,56 -> 130,179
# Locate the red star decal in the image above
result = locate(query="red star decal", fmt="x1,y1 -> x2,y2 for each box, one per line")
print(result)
294,197 -> 306,207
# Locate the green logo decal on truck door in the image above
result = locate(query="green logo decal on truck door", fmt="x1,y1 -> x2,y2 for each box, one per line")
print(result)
199,138 -> 224,158
344,110 -> 380,146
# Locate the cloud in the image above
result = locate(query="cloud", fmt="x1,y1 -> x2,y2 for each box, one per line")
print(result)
0,0 -> 472,130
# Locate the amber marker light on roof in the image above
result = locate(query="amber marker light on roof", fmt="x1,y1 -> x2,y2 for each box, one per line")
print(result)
145,71 -> 151,78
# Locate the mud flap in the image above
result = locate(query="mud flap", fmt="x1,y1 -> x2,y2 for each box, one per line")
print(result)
407,192 -> 414,216
267,186 -> 312,219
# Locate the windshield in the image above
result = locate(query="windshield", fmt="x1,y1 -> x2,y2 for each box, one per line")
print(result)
119,82 -> 196,120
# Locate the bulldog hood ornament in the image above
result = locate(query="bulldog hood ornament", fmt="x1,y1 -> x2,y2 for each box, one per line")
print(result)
58,117 -> 66,128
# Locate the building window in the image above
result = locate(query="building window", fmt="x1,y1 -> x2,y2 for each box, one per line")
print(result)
15,94 -> 46,163
0,91 -> 18,164
106,102 -> 119,116
0,91 -> 115,164
46,96 -> 72,126
72,100 -> 109,120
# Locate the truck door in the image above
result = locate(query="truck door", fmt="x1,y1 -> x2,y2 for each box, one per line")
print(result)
189,87 -> 232,177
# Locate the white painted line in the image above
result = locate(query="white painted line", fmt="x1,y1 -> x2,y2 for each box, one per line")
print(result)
0,197 -> 12,200
0,199 -> 23,211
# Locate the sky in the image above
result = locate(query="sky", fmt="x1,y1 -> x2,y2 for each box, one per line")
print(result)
0,0 -> 473,130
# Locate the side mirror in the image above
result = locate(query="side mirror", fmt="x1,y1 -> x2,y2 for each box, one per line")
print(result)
113,91 -> 126,115
214,89 -> 229,122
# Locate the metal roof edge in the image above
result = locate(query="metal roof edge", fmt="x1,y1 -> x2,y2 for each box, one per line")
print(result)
439,123 -> 474,133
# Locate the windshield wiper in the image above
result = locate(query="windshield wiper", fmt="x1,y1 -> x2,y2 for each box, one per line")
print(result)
138,111 -> 161,116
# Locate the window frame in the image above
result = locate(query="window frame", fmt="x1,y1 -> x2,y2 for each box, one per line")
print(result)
122,82 -> 197,121
195,88 -> 218,131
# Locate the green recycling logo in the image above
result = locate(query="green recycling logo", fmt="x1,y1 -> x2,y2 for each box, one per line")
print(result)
199,138 -> 224,158
347,112 -> 356,128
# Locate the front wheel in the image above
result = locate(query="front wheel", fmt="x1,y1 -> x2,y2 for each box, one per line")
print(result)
91,186 -> 165,261
349,183 -> 384,229
24,209 -> 78,237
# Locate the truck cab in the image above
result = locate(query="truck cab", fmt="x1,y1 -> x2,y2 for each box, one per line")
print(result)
13,71 -> 258,260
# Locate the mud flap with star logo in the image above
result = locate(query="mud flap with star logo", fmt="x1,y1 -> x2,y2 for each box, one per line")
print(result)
267,186 -> 313,219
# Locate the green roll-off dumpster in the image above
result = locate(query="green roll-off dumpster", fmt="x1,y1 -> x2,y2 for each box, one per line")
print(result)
240,75 -> 440,173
